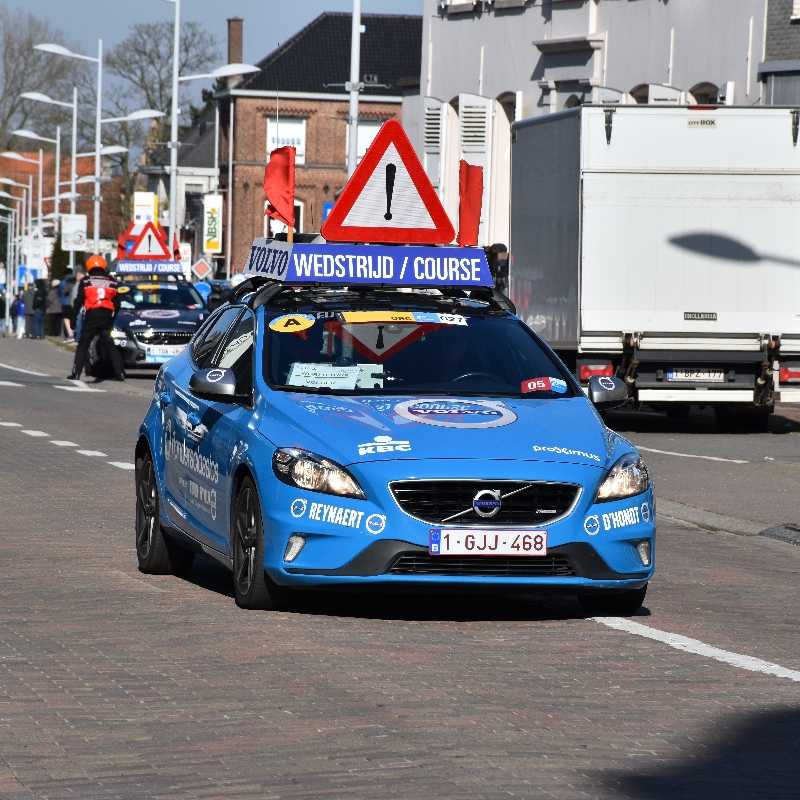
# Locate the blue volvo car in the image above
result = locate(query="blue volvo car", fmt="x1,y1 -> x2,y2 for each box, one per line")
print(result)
135,241 -> 654,614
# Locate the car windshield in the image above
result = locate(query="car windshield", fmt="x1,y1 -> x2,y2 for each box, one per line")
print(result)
264,304 -> 575,398
119,283 -> 203,310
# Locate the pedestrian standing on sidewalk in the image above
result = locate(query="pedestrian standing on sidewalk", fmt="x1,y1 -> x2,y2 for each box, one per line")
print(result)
32,279 -> 46,339
60,275 -> 74,339
46,279 -> 63,337
11,291 -> 25,339
0,291 -> 6,337
23,284 -> 34,338
70,269 -> 84,342
68,254 -> 125,381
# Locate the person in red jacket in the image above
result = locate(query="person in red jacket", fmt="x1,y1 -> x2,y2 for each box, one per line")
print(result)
68,254 -> 125,381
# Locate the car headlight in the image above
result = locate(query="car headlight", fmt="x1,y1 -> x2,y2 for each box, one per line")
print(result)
596,453 -> 649,501
272,448 -> 365,499
111,327 -> 128,344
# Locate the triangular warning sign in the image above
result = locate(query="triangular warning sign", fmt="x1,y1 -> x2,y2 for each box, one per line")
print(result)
321,120 -> 455,245
129,221 -> 171,260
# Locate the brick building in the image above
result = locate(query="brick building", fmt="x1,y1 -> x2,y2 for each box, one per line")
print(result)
760,0 -> 800,103
217,12 -> 422,272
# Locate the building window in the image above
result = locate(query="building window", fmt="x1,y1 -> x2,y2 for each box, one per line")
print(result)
345,120 -> 383,164
266,117 -> 306,165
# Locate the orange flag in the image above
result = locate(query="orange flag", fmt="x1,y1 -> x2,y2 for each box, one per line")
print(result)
263,146 -> 296,227
456,159 -> 483,247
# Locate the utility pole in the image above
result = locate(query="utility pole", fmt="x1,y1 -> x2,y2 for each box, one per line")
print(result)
347,0 -> 362,176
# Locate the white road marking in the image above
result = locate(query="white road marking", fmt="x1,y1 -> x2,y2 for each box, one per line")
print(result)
50,440 -> 78,447
0,421 -> 22,427
21,429 -> 49,437
0,380 -> 23,387
108,461 -> 135,470
636,445 -> 748,465
0,362 -> 49,377
76,449 -> 108,457
594,617 -> 800,683
54,380 -> 106,393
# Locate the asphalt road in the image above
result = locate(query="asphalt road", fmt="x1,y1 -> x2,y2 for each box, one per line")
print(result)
0,338 -> 798,800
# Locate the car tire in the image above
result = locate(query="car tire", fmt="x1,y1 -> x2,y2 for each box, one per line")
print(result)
578,584 -> 647,617
135,448 -> 194,576
232,476 -> 293,610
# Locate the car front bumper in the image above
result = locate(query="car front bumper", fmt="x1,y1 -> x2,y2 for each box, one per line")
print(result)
260,459 -> 655,591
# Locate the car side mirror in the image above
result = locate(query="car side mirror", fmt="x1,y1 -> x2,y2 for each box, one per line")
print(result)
588,375 -> 628,410
189,367 -> 245,403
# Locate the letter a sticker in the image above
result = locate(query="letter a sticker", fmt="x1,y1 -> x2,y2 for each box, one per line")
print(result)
269,313 -> 315,333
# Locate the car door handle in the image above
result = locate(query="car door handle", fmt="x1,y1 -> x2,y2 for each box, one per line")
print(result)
158,390 -> 171,409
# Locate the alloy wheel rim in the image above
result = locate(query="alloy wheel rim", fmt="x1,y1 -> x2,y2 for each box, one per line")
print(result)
136,458 -> 156,558
234,487 -> 257,594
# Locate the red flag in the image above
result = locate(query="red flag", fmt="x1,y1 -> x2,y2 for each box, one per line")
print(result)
263,146 -> 296,228
456,159 -> 483,247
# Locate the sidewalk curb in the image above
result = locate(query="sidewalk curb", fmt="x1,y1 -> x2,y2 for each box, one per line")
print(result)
657,498 -> 763,536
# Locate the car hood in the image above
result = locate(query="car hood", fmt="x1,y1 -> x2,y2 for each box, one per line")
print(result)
116,307 -> 205,331
262,393 -> 631,469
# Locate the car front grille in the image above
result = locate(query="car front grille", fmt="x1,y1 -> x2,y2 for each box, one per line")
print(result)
387,552 -> 576,577
389,480 -> 580,525
134,329 -> 194,346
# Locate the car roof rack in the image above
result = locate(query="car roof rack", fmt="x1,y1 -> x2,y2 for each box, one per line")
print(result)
228,278 -> 516,315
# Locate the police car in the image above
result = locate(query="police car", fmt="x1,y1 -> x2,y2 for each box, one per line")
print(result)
135,240 -> 654,614
113,275 -> 206,369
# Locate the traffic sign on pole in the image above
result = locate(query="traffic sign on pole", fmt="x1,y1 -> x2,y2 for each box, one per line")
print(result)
129,221 -> 171,259
321,120 -> 455,245
191,257 -> 212,280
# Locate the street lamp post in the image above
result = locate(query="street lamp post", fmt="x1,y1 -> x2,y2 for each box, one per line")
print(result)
21,89 -> 80,268
0,151 -> 44,231
163,0 -> 259,261
11,128 -> 62,227
35,41 -> 104,250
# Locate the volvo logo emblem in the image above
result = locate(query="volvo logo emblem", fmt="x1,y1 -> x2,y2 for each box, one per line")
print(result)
472,489 -> 502,519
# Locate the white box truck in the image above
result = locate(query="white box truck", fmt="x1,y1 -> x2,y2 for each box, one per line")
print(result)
509,105 -> 800,425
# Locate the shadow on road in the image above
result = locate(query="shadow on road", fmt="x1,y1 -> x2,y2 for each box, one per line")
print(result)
595,706 -> 800,799
179,555 -> 653,622
606,406 -> 800,436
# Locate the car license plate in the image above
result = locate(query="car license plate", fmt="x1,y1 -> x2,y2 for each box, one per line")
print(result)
144,344 -> 185,362
429,529 -> 547,556
666,368 -> 725,383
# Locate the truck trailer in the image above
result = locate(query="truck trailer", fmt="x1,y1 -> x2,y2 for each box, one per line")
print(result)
509,105 -> 800,426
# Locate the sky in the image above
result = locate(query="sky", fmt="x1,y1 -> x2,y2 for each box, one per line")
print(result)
6,0 -> 424,66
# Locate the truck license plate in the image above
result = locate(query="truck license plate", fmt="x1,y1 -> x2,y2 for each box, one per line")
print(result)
429,529 -> 547,556
666,368 -> 725,383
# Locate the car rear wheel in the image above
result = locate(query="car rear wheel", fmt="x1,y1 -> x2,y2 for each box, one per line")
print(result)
578,585 -> 647,617
232,477 -> 293,610
135,448 -> 194,575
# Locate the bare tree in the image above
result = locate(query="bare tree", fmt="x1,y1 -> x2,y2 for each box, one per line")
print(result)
107,21 -> 219,138
0,4 -> 81,149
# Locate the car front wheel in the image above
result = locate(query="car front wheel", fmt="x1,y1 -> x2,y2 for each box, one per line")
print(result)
232,476 -> 293,610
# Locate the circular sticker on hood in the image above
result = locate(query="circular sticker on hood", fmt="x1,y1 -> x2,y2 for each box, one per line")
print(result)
394,399 -> 517,429
139,309 -> 180,320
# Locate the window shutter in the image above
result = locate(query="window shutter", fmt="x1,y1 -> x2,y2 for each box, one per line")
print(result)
458,93 -> 493,244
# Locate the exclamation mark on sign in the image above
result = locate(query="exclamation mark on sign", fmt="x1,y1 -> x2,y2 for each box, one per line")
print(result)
384,163 -> 396,221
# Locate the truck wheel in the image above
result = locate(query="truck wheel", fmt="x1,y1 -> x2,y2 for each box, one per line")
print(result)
579,585 -> 647,617
232,477 -> 293,610
135,449 -> 194,575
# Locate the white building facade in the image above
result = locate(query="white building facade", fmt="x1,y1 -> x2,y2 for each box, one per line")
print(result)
406,0 -> 770,247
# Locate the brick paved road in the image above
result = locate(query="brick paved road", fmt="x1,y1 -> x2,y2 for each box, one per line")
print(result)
0,341 -> 798,799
